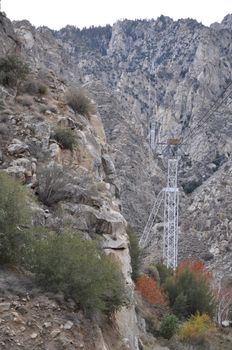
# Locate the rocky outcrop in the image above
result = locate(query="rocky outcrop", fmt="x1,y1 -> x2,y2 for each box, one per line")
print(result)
0,88 -> 139,349
180,160 -> 232,282
0,12 -> 18,54
0,16 -> 139,344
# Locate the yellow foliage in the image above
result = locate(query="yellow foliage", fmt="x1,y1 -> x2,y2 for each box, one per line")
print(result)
179,313 -> 215,345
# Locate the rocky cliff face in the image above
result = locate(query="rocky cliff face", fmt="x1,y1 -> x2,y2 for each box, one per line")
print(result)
0,12 -> 142,349
0,13 -> 18,54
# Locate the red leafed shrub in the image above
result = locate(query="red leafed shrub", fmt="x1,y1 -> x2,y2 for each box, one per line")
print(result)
177,260 -> 212,281
136,275 -> 167,306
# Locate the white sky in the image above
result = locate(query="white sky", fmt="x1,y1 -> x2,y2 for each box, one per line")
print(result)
2,0 -> 232,30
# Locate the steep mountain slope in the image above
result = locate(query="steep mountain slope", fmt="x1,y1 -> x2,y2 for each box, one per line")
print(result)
1,6 -> 232,292
12,14 -> 232,281
0,12 -> 143,349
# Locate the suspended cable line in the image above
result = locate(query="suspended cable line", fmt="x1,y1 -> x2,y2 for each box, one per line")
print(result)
182,80 -> 232,145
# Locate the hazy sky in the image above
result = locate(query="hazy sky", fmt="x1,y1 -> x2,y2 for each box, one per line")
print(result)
2,0 -> 232,30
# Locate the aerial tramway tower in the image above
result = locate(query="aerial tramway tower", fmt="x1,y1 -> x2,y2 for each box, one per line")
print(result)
162,140 -> 180,269
141,43 -> 182,269
140,132 -> 183,270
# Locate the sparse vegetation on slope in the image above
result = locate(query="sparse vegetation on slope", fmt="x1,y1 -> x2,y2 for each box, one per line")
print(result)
0,171 -> 30,264
65,88 -> 96,117
21,79 -> 48,96
127,224 -> 141,281
53,127 -> 76,151
0,171 -> 126,315
0,54 -> 29,88
24,230 -> 126,314
36,162 -> 73,206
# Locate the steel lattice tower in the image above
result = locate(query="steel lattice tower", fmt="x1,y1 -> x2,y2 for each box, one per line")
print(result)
140,139 -> 181,270
141,39 -> 181,269
163,158 -> 179,269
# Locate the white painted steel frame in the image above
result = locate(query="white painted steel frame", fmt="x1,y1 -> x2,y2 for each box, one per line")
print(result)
163,159 -> 179,269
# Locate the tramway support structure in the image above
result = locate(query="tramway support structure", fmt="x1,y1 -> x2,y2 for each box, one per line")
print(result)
139,189 -> 164,249
140,136 -> 183,270
163,158 -> 179,269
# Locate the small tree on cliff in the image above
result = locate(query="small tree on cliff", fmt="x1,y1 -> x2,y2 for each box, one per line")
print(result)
126,225 -> 141,281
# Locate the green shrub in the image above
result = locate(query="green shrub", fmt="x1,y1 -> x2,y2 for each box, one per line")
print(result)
156,262 -> 172,286
126,225 -> 141,281
53,128 -> 76,151
0,54 -> 29,88
24,231 -> 126,313
144,264 -> 160,286
65,88 -> 96,117
0,171 -> 30,264
160,314 -> 178,339
164,269 -> 215,319
172,292 -> 188,319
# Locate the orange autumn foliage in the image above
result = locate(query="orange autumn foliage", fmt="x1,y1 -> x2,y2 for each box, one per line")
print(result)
177,260 -> 212,282
136,275 -> 167,305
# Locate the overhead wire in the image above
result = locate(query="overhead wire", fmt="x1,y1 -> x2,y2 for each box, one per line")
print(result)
180,96 -> 232,178
181,80 -> 232,145
184,80 -> 232,139
190,94 -> 232,150
187,92 -> 232,145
